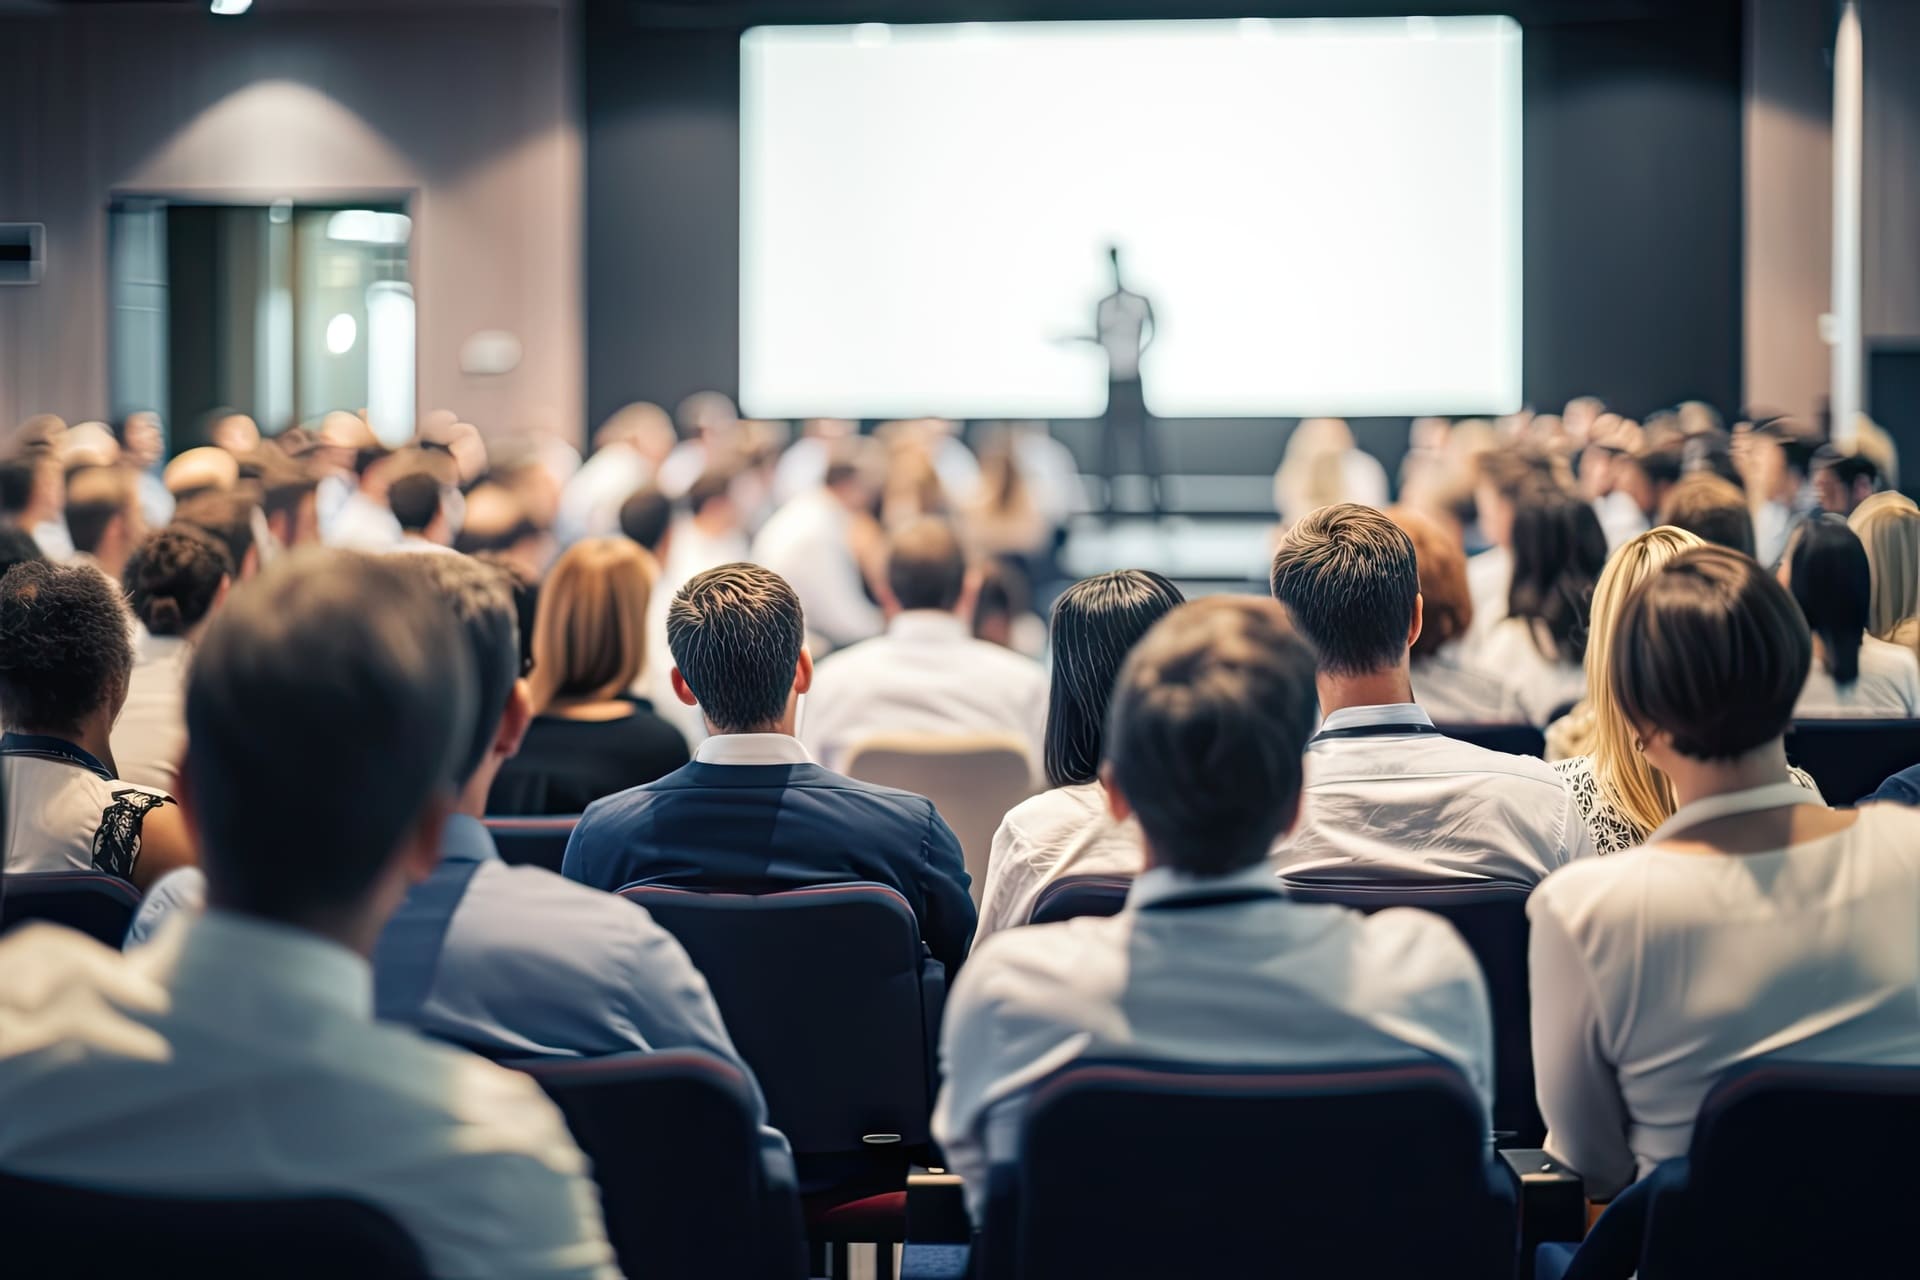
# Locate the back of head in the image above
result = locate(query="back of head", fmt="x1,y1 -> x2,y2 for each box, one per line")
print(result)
162,446 -> 240,501
529,537 -> 654,711
1849,501 -> 1920,642
386,552 -> 519,787
1613,546 -> 1811,761
171,489 -> 259,574
1386,505 -> 1471,660
1508,490 -> 1607,663
1785,514 -> 1872,684
473,550 -> 539,677
186,549 -> 473,925
387,468 -> 444,534
1044,569 -> 1186,788
63,465 -> 136,556
453,482 -> 540,556
686,467 -> 737,519
1106,597 -> 1319,876
666,563 -> 804,734
257,449 -> 320,524
618,486 -> 673,554
124,525 -> 233,637
0,560 -> 135,736
1658,472 -> 1754,557
885,518 -> 968,613
1269,502 -> 1418,676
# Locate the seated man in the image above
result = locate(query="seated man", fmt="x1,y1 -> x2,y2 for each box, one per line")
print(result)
1269,504 -> 1594,884
932,597 -> 1492,1219
801,518 -> 1048,776
0,549 -> 616,1278
563,562 -> 976,973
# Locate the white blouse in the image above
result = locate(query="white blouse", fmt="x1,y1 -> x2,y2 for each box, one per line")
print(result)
1529,788 -> 1920,1198
1794,633 -> 1920,718
973,782 -> 1144,943
111,632 -> 194,793
1,735 -> 174,879
1471,617 -> 1587,727
1551,754 -> 1824,856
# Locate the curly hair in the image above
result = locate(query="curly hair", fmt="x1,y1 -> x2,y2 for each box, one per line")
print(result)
124,525 -> 233,637
0,560 -> 136,734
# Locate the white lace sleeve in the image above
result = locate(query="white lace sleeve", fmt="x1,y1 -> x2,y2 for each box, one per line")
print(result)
1551,755 -> 1647,856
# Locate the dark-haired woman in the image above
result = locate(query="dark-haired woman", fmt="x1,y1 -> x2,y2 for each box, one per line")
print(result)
1471,489 -> 1607,725
111,526 -> 233,792
973,569 -> 1184,939
1781,513 -> 1920,717
1529,546 -> 1920,1213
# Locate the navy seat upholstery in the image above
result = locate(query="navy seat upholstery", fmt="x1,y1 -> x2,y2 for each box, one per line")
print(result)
481,815 -> 579,874
1433,722 -> 1548,759
0,1170 -> 429,1277
506,1049 -> 805,1280
1026,874 -> 1131,926
1785,718 -> 1920,806
0,870 -> 141,946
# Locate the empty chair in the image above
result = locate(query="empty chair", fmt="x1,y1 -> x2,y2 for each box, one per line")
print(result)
482,815 -> 579,874
0,1171 -> 429,1278
1785,718 -> 1920,805
1433,722 -> 1547,759
1026,874 -> 1131,926
1286,880 -> 1542,1145
507,1050 -> 805,1280
0,870 -> 141,945
976,1058 -> 1515,1280
844,733 -> 1036,904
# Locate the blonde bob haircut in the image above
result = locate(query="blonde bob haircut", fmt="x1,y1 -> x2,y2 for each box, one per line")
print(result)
528,537 -> 657,713
1848,498 -> 1920,656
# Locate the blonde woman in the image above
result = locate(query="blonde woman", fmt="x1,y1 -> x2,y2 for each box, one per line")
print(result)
1549,526 -> 1822,852
487,538 -> 689,815
1849,495 -> 1920,658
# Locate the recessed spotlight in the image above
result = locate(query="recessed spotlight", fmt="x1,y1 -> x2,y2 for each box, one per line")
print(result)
211,0 -> 252,16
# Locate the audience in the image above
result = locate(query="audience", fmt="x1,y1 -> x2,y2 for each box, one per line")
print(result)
110,526 -> 233,792
1742,420 -> 1820,567
1529,546 -> 1920,1206
973,569 -> 1184,939
618,485 -> 673,561
0,561 -> 196,888
0,549 -> 620,1277
556,400 -> 676,546
63,464 -> 144,581
750,453 -> 884,650
1,447 -> 72,559
801,518 -> 1049,776
389,467 -> 456,553
488,537 -> 688,815
1848,496 -> 1920,660
934,596 -> 1493,1220
117,410 -> 174,528
1781,514 -> 1920,717
1657,471 -> 1755,557
1813,449 -> 1880,516
1463,450 -> 1547,650
1389,505 -> 1522,723
1269,504 -> 1594,884
171,488 -> 261,581
1473,490 -> 1606,725
561,562 -> 977,974
161,445 -> 239,504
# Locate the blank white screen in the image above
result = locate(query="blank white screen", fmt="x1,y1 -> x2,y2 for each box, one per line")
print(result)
741,17 -> 1521,419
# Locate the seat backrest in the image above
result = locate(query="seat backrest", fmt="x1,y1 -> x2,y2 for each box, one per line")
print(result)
1026,874 -> 1131,926
1785,718 -> 1920,806
1283,880 -> 1541,1145
619,883 -> 941,1160
0,871 -> 142,946
1641,1061 -> 1920,1279
1432,722 -> 1547,759
506,1049 -> 804,1280
992,1058 -> 1514,1280
481,815 -> 579,874
842,733 -> 1036,905
0,1170 -> 430,1278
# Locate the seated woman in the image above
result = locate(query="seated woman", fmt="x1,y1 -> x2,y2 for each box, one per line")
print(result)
1472,489 -> 1607,726
110,526 -> 233,792
1389,506 -> 1520,723
486,538 -> 689,815
1781,515 -> 1920,717
0,561 -> 195,888
973,569 -> 1184,940
1529,546 -> 1920,1207
1849,496 -> 1920,661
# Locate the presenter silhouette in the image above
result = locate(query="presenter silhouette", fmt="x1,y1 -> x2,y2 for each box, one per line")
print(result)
1069,247 -> 1162,518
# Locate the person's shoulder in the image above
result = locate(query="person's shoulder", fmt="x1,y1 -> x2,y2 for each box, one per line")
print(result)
957,914 -> 1124,1007
962,636 -> 1046,679
1002,784 -> 1102,837
1431,734 -> 1570,791
1528,844 -> 1658,927
788,764 -> 939,811
1353,903 -> 1478,969
1852,800 -> 1920,851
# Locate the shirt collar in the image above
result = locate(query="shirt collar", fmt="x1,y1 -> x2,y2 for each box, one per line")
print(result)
694,733 -> 815,766
1126,859 -> 1286,911
886,610 -> 970,644
165,908 -> 373,1021
1315,703 -> 1435,735
439,812 -> 500,864
0,732 -> 114,781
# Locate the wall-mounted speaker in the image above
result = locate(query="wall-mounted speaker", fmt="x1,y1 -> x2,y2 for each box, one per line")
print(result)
0,224 -> 44,286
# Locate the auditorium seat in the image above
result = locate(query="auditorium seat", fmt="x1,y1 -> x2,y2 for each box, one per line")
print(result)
0,870 -> 141,946
1785,718 -> 1920,806
0,1170 -> 429,1278
966,1057 -> 1516,1280
1433,723 -> 1548,759
843,733 -> 1036,905
1536,1061 -> 1920,1280
1286,880 -> 1543,1146
481,814 -> 579,874
1027,873 -> 1131,925
505,1049 -> 805,1280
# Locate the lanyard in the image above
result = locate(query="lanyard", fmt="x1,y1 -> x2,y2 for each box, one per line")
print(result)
1644,781 -> 1817,845
1310,721 -> 1441,744
1138,888 -> 1280,913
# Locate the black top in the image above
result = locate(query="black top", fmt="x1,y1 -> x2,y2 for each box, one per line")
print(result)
486,700 -> 690,817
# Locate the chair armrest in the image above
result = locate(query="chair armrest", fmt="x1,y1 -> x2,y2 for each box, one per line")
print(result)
1501,1149 -> 1586,1280
907,1168 -> 971,1244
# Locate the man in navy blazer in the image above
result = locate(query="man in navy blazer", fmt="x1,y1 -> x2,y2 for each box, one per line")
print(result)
563,562 -> 977,973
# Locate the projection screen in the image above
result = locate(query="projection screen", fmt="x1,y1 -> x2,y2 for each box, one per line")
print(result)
741,17 -> 1522,420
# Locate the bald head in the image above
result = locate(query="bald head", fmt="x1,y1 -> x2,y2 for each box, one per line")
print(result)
164,446 -> 240,500
885,518 -> 968,613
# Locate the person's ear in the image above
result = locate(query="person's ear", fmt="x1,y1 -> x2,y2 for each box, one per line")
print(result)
955,565 -> 983,620
1408,593 -> 1425,653
794,646 -> 815,696
670,667 -> 699,708
1100,761 -> 1132,824
496,678 -> 533,760
241,544 -> 260,581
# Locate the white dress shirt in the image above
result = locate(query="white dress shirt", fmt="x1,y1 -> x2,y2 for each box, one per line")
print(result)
1754,498 -> 1794,568
0,911 -> 618,1278
1591,491 -> 1650,551
110,631 -> 193,793
750,488 -> 882,649
556,444 -> 650,546
1463,545 -> 1511,655
1471,617 -> 1588,726
800,611 -> 1048,778
325,489 -> 403,552
974,781 -> 1144,941
694,732 -> 815,766
1409,642 -> 1525,725
1275,703 -> 1594,885
1794,634 -> 1920,718
31,518 -> 74,561
1529,789 -> 1920,1198
933,861 -> 1494,1219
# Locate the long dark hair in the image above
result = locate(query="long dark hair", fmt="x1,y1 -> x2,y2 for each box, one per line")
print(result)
1787,514 -> 1872,685
1043,570 -> 1185,788
1508,489 -> 1607,664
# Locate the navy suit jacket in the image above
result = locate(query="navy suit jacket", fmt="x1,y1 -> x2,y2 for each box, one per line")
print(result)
562,760 -> 977,974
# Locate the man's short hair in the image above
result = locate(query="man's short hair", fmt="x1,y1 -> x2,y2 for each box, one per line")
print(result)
388,470 -> 444,534
1820,451 -> 1880,493
386,552 -> 519,787
171,490 -> 258,572
666,563 -> 805,733
886,518 -> 967,613
186,549 -> 474,925
257,450 -> 320,522
0,455 -> 38,517
618,487 -> 673,553
1269,503 -> 1419,676
1106,597 -> 1319,877
0,560 -> 135,735
1658,473 -> 1755,557
64,465 -> 136,555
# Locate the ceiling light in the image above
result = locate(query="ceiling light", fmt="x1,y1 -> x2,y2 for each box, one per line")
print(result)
211,0 -> 253,16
